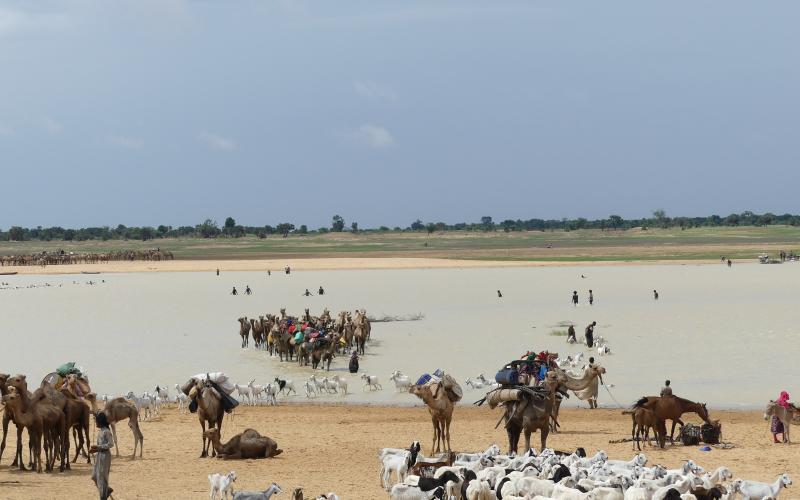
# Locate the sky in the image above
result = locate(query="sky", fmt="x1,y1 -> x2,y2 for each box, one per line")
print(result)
1,1 -> 798,229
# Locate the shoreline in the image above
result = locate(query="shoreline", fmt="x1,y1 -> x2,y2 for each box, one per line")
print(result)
0,256 -> 722,275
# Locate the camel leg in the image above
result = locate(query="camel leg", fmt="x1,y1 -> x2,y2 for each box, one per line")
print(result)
200,421 -> 208,458
110,422 -> 120,457
445,417 -> 452,452
0,412 -> 10,465
506,422 -> 521,455
15,426 -> 26,470
430,415 -> 439,454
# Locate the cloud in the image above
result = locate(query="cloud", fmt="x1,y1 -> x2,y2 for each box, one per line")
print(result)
354,80 -> 397,102
200,132 -> 237,151
43,115 -> 63,134
350,124 -> 395,149
107,134 -> 143,149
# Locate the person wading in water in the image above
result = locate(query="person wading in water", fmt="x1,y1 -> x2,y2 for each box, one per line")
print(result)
654,289 -> 659,300
231,287 -> 238,295
572,291 -> 579,306
318,286 -> 325,295
585,321 -> 596,347
589,289 -> 594,305
497,290 -> 503,298
567,324 -> 576,343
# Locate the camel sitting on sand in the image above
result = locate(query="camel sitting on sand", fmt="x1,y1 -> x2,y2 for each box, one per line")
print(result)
409,383 -> 453,453
104,397 -> 144,458
203,427 -> 282,459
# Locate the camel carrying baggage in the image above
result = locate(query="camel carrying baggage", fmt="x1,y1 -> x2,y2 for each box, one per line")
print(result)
181,373 -> 239,414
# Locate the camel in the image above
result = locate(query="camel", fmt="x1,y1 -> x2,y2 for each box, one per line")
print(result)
504,370 -> 565,454
238,318 -> 251,348
568,365 -> 607,409
1,392 -> 46,473
203,427 -> 282,459
190,378 -> 226,457
548,364 -> 606,431
634,395 -> 711,448
58,387 -> 92,464
4,374 -> 68,472
311,336 -> 337,371
409,383 -> 454,453
251,317 -> 265,348
103,397 -> 144,458
765,400 -> 795,443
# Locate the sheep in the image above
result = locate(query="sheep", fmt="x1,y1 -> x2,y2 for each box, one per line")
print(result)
514,477 -> 557,497
464,479 -> 493,500
303,381 -> 317,398
390,371 -> 412,392
274,377 -> 297,395
209,470 -> 237,500
232,482 -> 283,499
382,450 -> 411,490
731,474 -> 792,500
389,484 -> 445,500
361,373 -> 383,391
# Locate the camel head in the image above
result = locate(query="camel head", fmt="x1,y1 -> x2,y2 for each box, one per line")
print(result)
2,391 -> 22,409
202,427 -> 221,439
6,374 -> 27,393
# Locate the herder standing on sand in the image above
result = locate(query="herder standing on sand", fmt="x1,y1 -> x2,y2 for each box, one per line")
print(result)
660,380 -> 672,396
90,412 -> 114,500
585,321 -> 596,347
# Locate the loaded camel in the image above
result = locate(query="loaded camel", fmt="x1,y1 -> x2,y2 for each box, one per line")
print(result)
409,383 -> 454,454
189,377 -> 226,457
203,427 -> 282,459
504,370 -> 566,454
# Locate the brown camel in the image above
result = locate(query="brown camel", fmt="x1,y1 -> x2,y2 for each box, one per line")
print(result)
202,427 -> 282,459
504,370 -> 565,454
311,335 -> 337,371
238,317 -> 251,348
58,387 -> 92,464
1,392 -> 46,473
104,397 -> 144,458
409,383 -> 454,453
635,395 -> 710,448
5,375 -> 68,472
251,317 -> 265,348
190,378 -> 225,457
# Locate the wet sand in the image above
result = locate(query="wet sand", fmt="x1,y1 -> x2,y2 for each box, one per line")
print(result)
2,257 -> 716,275
0,405 -> 795,500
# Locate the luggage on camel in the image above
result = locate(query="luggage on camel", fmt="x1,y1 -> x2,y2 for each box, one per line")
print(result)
441,373 -> 462,403
495,367 -> 519,386
181,373 -> 239,414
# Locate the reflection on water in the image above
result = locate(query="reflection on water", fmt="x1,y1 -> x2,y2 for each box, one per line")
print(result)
1,263 -> 797,409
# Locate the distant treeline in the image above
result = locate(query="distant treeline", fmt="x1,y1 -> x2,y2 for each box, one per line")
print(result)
1,211 -> 799,242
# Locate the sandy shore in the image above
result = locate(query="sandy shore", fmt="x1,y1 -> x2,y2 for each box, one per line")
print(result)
2,257 -> 718,275
0,405 -> 794,499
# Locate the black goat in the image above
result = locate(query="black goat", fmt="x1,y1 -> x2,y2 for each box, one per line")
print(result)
550,464 -> 572,483
417,470 -> 460,492
460,469 -> 477,500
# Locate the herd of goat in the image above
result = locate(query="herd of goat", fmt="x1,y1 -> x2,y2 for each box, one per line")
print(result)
379,442 -> 790,500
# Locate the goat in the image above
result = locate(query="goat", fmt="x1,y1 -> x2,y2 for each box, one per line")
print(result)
464,479 -> 493,500
331,375 -> 348,395
389,484 -> 445,500
234,383 -> 251,405
382,450 -> 412,490
263,383 -> 278,405
175,392 -> 188,413
361,373 -> 382,391
314,494 -> 340,500
465,378 -> 485,389
274,377 -> 297,395
304,381 -> 317,398
209,470 -> 237,500
247,380 -> 266,405
309,374 -> 326,393
390,371 -> 412,392
731,474 -> 792,500
154,385 -> 169,404
700,467 -> 732,489
232,482 -> 283,499
321,377 -> 338,394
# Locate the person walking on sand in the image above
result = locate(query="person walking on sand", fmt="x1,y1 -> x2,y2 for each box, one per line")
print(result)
653,289 -> 659,300
771,391 -> 792,443
90,412 -> 114,500
585,321 -> 596,347
572,291 -> 579,306
660,380 -> 672,397
588,290 -> 594,306
231,287 -> 238,296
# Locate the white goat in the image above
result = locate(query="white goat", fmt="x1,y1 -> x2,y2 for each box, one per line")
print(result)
331,375 -> 348,395
381,450 -> 411,490
209,470 -> 237,500
321,377 -> 338,394
465,378 -> 485,389
731,474 -> 791,500
247,380 -> 266,405
361,373 -> 382,391
389,484 -> 443,500
309,374 -> 326,393
465,479 -> 493,500
390,371 -> 412,392
263,383 -> 278,406
234,383 -> 252,405
304,381 -> 317,398
232,482 -> 282,499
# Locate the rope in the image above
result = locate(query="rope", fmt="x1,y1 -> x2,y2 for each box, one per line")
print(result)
602,383 -> 624,409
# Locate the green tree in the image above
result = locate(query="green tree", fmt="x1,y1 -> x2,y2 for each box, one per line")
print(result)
198,219 -> 220,238
224,217 -> 236,229
276,223 -> 295,237
481,216 -> 494,231
331,215 -> 345,232
653,209 -> 667,228
426,223 -> 436,235
297,224 -> 308,234
410,219 -> 424,231
141,227 -> 154,241
609,215 -> 623,230
351,222 -> 359,233
8,226 -> 24,241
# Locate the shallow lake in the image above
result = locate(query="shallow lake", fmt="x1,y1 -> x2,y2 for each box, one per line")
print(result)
1,262 -> 797,409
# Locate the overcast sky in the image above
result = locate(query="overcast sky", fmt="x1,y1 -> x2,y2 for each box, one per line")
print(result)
1,1 -> 798,229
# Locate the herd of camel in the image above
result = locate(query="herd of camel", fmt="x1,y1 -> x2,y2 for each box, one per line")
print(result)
237,308 -> 372,370
0,249 -> 174,267
0,372 -> 143,474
